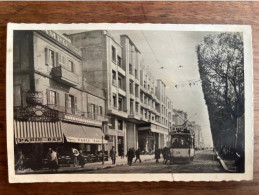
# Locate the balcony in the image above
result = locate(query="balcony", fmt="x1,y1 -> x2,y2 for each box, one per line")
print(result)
129,74 -> 135,81
118,88 -> 126,96
47,104 -> 104,127
118,66 -> 126,76
51,66 -> 79,86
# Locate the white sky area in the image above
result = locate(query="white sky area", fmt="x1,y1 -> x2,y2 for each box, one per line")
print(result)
60,30 -> 216,147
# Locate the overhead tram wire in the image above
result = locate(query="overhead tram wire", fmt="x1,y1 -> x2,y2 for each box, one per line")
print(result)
141,31 -> 163,69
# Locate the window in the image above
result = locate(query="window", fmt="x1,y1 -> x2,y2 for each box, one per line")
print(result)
118,120 -> 123,130
112,46 -> 116,62
129,64 -> 133,75
112,93 -> 117,108
135,102 -> 139,113
47,89 -> 59,107
135,69 -> 138,79
99,106 -> 103,116
49,90 -> 56,105
118,96 -> 123,111
135,84 -> 139,97
49,49 -> 55,67
129,81 -> 134,94
110,118 -> 115,129
117,56 -> 122,67
118,77 -> 122,89
130,100 -> 134,114
65,94 -> 77,114
68,60 -> 74,72
58,53 -> 66,66
112,70 -> 116,86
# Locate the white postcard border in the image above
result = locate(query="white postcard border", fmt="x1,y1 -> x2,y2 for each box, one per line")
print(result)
6,23 -> 253,183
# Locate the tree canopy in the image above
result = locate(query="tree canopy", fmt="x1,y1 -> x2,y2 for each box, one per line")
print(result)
197,32 -> 244,149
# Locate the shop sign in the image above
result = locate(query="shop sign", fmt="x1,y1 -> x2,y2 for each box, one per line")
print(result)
16,137 -> 63,143
117,131 -> 124,136
66,137 -> 108,144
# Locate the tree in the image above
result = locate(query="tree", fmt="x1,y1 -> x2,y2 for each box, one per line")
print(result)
197,33 -> 244,153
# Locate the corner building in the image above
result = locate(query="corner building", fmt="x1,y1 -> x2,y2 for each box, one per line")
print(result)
13,30 -> 108,169
68,31 -> 170,154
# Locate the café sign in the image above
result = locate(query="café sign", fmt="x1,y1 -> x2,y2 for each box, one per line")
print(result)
66,137 -> 108,144
16,137 -> 63,144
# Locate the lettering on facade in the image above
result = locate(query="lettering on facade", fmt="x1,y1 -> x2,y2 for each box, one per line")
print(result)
17,137 -> 63,143
43,30 -> 69,47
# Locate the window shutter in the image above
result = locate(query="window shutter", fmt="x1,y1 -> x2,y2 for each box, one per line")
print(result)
45,48 -> 49,66
46,89 -> 50,105
74,97 -> 77,112
65,93 -> 69,113
55,52 -> 59,67
55,92 -> 60,106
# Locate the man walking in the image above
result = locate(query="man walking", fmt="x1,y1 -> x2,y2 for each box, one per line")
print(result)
134,148 -> 142,163
110,146 -> 116,164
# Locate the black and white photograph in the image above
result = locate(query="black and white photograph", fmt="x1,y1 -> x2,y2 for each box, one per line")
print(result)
6,23 -> 253,182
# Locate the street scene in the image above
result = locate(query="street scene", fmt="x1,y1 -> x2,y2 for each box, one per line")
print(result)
17,149 -> 226,174
12,28 -> 244,175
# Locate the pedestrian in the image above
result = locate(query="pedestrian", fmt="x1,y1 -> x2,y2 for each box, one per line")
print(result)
72,148 -> 79,167
110,146 -> 116,164
155,147 -> 160,163
126,148 -> 134,166
78,150 -> 85,168
162,147 -> 167,164
119,147 -> 124,159
15,150 -> 25,171
47,148 -> 58,173
164,147 -> 170,165
134,148 -> 142,163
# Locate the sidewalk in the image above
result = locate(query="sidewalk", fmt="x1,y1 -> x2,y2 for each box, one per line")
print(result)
16,154 -> 155,174
214,150 -> 237,172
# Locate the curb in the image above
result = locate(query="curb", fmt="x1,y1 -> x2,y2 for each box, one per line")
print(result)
214,150 -> 234,173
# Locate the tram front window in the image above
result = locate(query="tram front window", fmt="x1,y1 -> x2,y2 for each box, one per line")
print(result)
171,137 -> 189,148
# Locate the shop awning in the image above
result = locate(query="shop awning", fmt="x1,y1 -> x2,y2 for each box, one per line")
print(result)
138,124 -> 169,135
61,122 -> 108,144
14,120 -> 63,144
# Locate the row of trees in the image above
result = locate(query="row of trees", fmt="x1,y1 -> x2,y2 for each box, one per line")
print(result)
196,32 -> 244,163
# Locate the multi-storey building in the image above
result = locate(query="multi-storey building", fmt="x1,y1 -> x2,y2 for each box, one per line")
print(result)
68,31 -> 170,154
68,31 -> 127,156
13,30 -> 108,168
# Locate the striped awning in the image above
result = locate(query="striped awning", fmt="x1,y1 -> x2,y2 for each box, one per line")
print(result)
14,120 -> 63,144
61,122 -> 107,144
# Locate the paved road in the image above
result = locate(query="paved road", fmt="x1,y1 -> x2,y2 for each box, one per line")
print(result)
85,149 -> 226,173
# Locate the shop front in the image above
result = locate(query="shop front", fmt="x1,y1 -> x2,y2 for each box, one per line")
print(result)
14,104 -> 64,170
61,122 -> 108,163
107,129 -> 125,157
138,124 -> 168,153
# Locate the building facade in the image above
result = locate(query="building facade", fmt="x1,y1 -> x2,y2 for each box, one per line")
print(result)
13,30 -> 108,169
68,31 -> 172,154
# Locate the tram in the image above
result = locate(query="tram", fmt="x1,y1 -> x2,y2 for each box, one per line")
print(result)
169,125 -> 195,163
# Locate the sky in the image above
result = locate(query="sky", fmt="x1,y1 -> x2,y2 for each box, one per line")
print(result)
60,30 -> 215,147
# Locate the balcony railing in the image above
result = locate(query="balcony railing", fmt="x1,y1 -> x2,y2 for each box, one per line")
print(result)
47,104 -> 102,121
51,66 -> 79,86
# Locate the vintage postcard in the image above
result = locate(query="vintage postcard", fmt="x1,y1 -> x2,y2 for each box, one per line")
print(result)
6,23 -> 253,182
